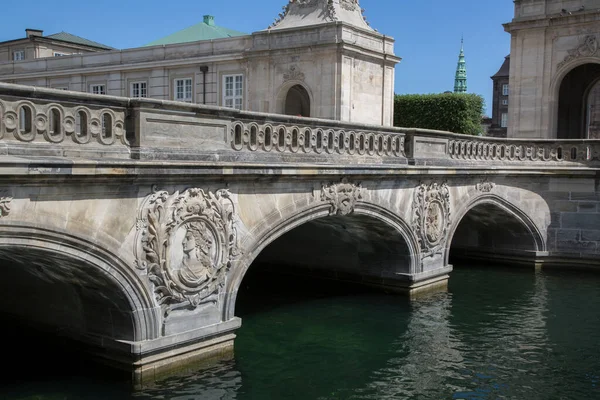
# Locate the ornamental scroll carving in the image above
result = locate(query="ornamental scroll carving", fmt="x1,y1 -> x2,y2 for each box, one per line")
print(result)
0,196 -> 12,218
412,182 -> 451,257
340,0 -> 358,11
321,178 -> 363,216
283,65 -> 305,81
476,180 -> 495,193
557,35 -> 599,70
134,187 -> 238,318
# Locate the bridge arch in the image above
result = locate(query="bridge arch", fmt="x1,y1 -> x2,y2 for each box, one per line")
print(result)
446,194 -> 546,265
0,224 -> 160,343
224,201 -> 420,320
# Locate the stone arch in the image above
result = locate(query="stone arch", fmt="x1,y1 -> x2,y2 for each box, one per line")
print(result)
276,81 -> 314,118
445,194 -> 546,266
0,224 -> 160,342
549,58 -> 600,138
223,201 -> 420,320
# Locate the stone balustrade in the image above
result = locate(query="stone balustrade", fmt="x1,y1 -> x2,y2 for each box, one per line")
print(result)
2,82 -> 600,166
447,137 -> 600,163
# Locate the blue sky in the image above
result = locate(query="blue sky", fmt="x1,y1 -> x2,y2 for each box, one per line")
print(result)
1,0 -> 514,115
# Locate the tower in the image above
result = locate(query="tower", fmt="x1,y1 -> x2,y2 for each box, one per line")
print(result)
454,38 -> 467,93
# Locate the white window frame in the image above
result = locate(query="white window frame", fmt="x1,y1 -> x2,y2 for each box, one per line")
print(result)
222,74 -> 244,109
501,99 -> 508,106
501,113 -> 508,128
130,81 -> 148,98
90,84 -> 106,95
502,84 -> 509,96
173,77 -> 193,102
13,50 -> 25,61
53,52 -> 68,57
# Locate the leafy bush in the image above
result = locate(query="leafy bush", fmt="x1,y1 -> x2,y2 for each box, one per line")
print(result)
393,93 -> 485,135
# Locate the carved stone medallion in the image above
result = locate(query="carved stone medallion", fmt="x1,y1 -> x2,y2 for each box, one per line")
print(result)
134,187 -> 238,317
412,182 -> 451,256
558,35 -> 599,70
321,178 -> 363,216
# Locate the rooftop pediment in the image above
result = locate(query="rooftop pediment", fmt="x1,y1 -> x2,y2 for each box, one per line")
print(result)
268,0 -> 373,32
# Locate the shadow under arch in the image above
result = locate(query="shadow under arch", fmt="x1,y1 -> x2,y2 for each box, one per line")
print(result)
224,202 -> 420,321
275,80 -> 315,117
549,58 -> 600,138
0,224 -> 160,343
445,194 -> 546,266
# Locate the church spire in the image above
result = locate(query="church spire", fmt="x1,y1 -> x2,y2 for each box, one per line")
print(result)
454,37 -> 467,93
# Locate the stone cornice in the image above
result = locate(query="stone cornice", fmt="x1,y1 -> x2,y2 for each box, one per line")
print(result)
505,9 -> 600,32
0,53 -> 247,81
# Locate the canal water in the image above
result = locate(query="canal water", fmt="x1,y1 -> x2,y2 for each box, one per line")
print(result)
1,265 -> 600,399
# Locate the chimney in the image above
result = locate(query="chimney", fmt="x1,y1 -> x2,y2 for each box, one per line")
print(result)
25,29 -> 43,38
203,15 -> 215,26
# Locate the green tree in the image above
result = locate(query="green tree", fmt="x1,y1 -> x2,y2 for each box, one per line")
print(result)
394,93 -> 485,135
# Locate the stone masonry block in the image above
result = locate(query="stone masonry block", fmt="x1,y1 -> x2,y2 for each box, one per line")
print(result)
557,229 -> 580,241
561,213 -> 600,230
581,230 -> 600,242
553,201 -> 578,212
578,202 -> 598,212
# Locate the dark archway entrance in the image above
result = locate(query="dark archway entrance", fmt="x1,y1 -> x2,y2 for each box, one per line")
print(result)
450,201 -> 541,266
557,63 -> 600,138
234,213 -> 414,316
284,85 -> 311,117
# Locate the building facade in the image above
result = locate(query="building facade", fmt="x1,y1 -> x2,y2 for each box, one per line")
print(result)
489,55 -> 510,137
0,29 -> 113,63
0,0 -> 400,126
505,0 -> 600,138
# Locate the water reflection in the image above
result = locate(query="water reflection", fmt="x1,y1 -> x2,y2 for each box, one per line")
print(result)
2,267 -> 600,399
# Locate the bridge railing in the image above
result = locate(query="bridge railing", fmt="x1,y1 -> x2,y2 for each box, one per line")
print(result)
1,82 -> 600,168
0,83 -> 130,159
404,129 -> 600,166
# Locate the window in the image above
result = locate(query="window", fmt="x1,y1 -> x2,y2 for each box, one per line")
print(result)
502,84 -> 509,96
53,52 -> 68,57
501,113 -> 508,128
13,50 -> 25,61
90,84 -> 106,95
130,81 -> 147,98
501,99 -> 508,106
174,78 -> 193,102
223,74 -> 243,109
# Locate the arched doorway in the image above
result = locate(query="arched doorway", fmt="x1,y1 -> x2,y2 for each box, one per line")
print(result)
557,63 -> 600,138
284,84 -> 311,117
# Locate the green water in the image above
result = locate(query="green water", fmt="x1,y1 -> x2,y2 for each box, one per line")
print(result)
2,266 -> 600,399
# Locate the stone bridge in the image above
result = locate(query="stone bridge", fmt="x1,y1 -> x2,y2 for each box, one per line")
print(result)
0,83 -> 599,385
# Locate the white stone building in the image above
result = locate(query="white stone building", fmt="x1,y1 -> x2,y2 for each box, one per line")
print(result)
505,0 -> 600,138
0,0 -> 400,126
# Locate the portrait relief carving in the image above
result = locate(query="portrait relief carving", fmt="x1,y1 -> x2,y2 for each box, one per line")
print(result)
135,187 -> 238,319
321,178 -> 363,216
412,182 -> 451,257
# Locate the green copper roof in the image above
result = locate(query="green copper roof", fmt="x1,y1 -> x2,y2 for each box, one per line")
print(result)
45,32 -> 114,50
144,15 -> 247,46
454,38 -> 467,93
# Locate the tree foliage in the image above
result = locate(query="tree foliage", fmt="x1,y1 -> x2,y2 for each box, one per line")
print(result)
393,93 -> 485,135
